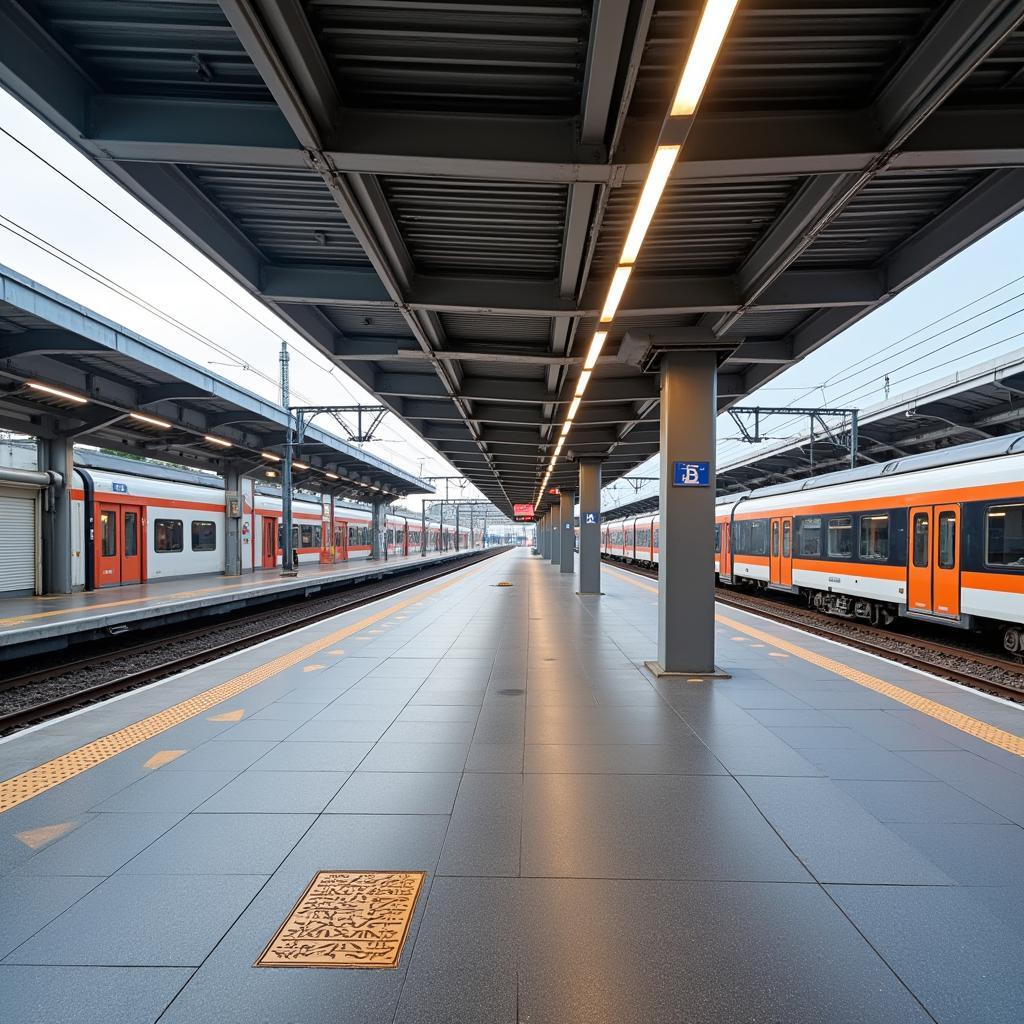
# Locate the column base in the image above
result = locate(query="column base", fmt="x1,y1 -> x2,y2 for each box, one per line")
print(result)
643,660 -> 731,680
576,591 -> 604,596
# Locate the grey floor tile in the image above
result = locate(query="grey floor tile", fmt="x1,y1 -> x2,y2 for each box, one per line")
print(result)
196,771 -> 349,813
381,720 -> 478,744
828,884 -> 1024,1024
326,772 -> 461,815
524,741 -> 724,775
214,718 -> 301,741
396,877 -> 933,1024
835,779 -> 1009,824
14,813 -> 182,877
397,705 -> 481,722
359,741 -> 470,772
250,740 -> 372,772
767,726 -> 878,749
438,773 -> 522,877
4,874 -> 265,966
521,773 -> 808,882
798,747 -> 936,781
283,719 -> 391,742
739,777 -> 953,885
0,876 -> 104,958
465,742 -> 524,772
888,822 -> 1024,884
161,741 -> 276,772
119,813 -> 312,875
91,770 -> 238,813
706,741 -> 822,777
0,965 -> 192,1024
824,710 -> 958,750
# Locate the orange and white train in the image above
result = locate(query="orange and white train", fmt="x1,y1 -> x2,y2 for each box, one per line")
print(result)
69,453 -> 471,589
601,434 -> 1024,654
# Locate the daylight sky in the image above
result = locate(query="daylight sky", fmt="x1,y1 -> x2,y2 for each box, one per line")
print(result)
2,88 -> 1022,512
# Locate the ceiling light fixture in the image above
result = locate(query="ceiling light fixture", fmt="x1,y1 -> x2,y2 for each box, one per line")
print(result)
325,471 -> 339,480
600,266 -> 632,323
293,461 -> 310,470
203,434 -> 232,448
574,370 -> 591,397
261,452 -> 281,461
620,144 -> 681,264
130,411 -> 171,429
560,420 -> 572,437
671,0 -> 739,117
567,396 -> 581,420
583,332 -> 608,371
27,381 -> 88,404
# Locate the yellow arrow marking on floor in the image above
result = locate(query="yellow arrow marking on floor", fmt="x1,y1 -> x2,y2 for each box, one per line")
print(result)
16,821 -> 77,849
604,565 -> 1024,759
208,709 -> 245,722
0,560 -> 490,814
302,664 -> 325,673
143,749 -> 187,768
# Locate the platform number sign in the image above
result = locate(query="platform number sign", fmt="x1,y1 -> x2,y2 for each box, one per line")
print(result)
672,461 -> 710,487
584,512 -> 599,525
112,482 -> 128,493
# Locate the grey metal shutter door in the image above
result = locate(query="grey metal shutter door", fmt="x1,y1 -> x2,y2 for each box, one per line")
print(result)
0,492 -> 36,592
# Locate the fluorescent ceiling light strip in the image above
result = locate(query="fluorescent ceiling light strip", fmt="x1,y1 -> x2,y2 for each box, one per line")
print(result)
567,396 -> 581,420
561,420 -> 572,437
600,265 -> 632,323
574,370 -> 592,397
27,381 -> 88,404
130,411 -> 171,429
583,332 -> 607,371
203,434 -> 231,448
325,472 -> 339,480
620,144 -> 680,265
293,461 -> 310,470
671,0 -> 739,117
261,451 -> 281,461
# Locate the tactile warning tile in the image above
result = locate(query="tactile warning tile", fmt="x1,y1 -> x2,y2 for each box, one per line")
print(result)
256,871 -> 425,968
0,565 -> 485,814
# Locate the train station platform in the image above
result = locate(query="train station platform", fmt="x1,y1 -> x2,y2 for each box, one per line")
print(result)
0,549 -> 483,658
1,548 -> 1022,1024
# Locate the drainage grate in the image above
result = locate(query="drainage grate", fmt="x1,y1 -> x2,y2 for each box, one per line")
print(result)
256,871 -> 425,969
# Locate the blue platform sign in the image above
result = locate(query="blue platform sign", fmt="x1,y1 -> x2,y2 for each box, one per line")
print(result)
112,482 -> 128,493
672,461 -> 710,487
583,511 -> 599,526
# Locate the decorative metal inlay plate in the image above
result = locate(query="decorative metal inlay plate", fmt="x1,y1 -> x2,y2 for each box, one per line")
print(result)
256,871 -> 426,969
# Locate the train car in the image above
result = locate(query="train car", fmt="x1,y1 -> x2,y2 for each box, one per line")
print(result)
70,454 -> 469,589
605,434 -> 1024,654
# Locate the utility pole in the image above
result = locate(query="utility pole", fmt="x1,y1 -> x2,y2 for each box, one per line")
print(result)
280,343 -> 295,574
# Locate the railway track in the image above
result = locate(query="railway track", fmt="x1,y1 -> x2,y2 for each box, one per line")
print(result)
603,557 -> 1024,703
0,547 -> 510,734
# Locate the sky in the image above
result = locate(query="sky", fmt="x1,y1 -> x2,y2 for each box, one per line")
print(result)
1,88 -> 1022,514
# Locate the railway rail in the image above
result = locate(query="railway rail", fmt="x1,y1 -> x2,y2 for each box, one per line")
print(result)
0,547 -> 510,735
603,557 -> 1024,703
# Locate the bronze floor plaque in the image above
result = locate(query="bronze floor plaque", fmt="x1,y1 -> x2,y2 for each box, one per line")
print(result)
256,871 -> 426,968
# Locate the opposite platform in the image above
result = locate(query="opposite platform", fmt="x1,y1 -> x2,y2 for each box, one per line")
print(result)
1,549 -> 1022,1024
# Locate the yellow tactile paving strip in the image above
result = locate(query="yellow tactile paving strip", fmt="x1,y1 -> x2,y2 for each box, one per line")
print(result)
0,565 -> 484,814
605,566 -> 1024,759
256,871 -> 425,968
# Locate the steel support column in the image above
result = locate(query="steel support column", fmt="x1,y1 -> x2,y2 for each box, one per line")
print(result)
537,513 -> 548,557
549,502 -> 561,566
39,436 -> 73,594
223,462 -> 245,577
577,459 -> 602,594
647,351 -> 724,678
370,498 -> 384,561
559,489 -> 575,574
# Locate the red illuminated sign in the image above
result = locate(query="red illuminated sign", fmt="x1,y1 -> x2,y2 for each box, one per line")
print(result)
512,503 -> 535,519
547,488 -> 560,495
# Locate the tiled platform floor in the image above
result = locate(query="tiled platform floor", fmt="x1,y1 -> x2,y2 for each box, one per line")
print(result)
1,549 -> 1022,1023
0,548 -> 478,650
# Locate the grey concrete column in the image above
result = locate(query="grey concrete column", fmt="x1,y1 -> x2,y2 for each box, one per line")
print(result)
39,436 -> 74,594
577,458 -> 602,594
559,489 -> 575,574
539,514 -> 548,558
647,351 -> 722,678
223,462 -> 245,576
369,498 -> 384,560
549,501 -> 561,565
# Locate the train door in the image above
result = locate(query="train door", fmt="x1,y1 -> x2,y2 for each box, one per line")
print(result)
335,521 -> 348,561
907,505 -> 961,618
719,521 -> 731,577
95,503 -> 143,586
769,516 -> 793,587
261,515 -> 277,568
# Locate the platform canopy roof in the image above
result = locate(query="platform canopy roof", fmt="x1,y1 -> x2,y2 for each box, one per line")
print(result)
718,347 -> 1024,493
1,1 -> 1023,516
0,264 -> 432,500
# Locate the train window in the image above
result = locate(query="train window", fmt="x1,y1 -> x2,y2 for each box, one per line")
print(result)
314,525 -> 322,547
912,513 -> 929,568
985,504 -> 1024,568
771,521 -> 779,557
859,514 -> 889,561
750,520 -> 768,556
191,520 -> 216,552
124,512 -> 138,557
714,524 -> 721,553
782,520 -> 791,558
827,517 -> 853,558
300,525 -> 314,548
100,509 -> 117,557
654,526 -> 659,549
155,519 -> 183,553
938,511 -> 956,569
797,518 -> 821,557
